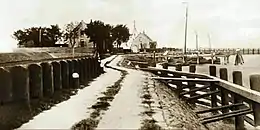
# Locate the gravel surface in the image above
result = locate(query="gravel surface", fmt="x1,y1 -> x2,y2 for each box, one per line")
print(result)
72,55 -> 213,129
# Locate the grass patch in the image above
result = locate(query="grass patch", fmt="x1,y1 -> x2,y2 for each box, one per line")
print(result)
91,101 -> 110,111
71,118 -> 98,130
142,100 -> 154,105
72,67 -> 128,130
142,110 -> 156,117
139,119 -> 162,130
90,110 -> 101,119
142,94 -> 152,100
97,96 -> 114,102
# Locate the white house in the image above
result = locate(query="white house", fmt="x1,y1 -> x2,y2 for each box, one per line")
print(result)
130,31 -> 153,53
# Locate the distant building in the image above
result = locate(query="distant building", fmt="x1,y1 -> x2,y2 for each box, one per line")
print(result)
130,31 -> 155,53
66,20 -> 93,48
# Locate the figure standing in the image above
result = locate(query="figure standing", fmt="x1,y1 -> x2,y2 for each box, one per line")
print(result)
234,49 -> 244,65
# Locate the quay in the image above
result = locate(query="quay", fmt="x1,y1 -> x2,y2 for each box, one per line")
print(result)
1,50 -> 260,129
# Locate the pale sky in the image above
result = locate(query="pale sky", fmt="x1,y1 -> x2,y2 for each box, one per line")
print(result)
1,0 -> 260,52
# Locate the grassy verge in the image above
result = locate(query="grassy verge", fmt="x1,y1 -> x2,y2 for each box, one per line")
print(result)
71,66 -> 127,130
139,78 -> 162,130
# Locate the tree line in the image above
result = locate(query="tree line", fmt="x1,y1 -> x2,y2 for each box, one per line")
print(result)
13,20 -> 131,54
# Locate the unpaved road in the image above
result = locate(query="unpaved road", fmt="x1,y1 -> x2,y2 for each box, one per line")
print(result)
18,55 -> 233,129
73,55 -> 212,129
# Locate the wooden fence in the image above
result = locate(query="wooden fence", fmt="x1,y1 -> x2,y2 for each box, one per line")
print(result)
0,56 -> 103,129
140,65 -> 260,130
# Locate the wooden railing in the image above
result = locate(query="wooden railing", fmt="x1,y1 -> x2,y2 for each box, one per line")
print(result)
139,65 -> 260,130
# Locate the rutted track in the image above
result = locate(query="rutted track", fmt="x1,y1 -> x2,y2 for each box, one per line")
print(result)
72,56 -> 128,129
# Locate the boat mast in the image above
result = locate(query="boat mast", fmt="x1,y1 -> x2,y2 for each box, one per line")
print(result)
194,31 -> 199,64
208,33 -> 212,51
208,33 -> 214,64
183,2 -> 188,62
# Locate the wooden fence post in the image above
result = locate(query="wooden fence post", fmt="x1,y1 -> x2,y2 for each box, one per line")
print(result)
79,59 -> 85,85
209,66 -> 218,111
41,62 -> 54,97
175,64 -> 182,96
250,75 -> 260,127
175,64 -> 182,71
28,64 -> 43,99
11,66 -> 30,107
60,61 -> 69,89
51,61 -> 62,91
233,71 -> 245,130
219,68 -> 233,123
0,68 -> 12,104
219,68 -> 229,115
189,65 -> 196,104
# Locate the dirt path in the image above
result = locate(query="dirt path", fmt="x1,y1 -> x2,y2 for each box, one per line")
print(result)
18,56 -> 121,129
72,55 -> 211,130
97,69 -> 145,129
18,55 -> 226,129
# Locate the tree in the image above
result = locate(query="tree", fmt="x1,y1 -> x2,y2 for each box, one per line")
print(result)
111,24 -> 130,48
149,41 -> 157,49
13,29 -> 28,46
47,24 -> 62,46
13,25 -> 62,47
63,22 -> 78,47
85,20 -> 112,54
104,24 -> 113,52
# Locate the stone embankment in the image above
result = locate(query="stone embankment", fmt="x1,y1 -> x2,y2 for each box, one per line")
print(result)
0,49 -> 102,129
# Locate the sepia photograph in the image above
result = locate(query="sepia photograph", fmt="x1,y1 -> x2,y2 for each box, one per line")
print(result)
0,0 -> 260,129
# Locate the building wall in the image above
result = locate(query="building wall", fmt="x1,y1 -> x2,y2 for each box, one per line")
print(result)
68,21 -> 91,48
130,33 -> 152,52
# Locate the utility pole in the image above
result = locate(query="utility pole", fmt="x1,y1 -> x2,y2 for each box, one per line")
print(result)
183,2 -> 188,62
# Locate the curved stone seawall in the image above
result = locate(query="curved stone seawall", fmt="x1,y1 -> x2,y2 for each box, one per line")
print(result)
0,55 -> 103,129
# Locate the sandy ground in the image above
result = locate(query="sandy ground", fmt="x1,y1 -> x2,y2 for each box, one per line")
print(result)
92,56 -> 210,129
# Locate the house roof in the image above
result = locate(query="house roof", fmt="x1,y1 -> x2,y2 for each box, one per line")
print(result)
72,20 -> 87,32
134,32 -> 153,42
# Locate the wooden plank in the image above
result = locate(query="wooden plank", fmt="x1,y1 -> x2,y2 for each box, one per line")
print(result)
213,77 -> 260,104
202,108 -> 252,120
188,90 -> 220,101
201,109 -> 253,124
180,85 -> 210,96
151,77 -> 219,83
131,61 -> 149,64
244,115 -> 255,126
196,100 -> 211,107
195,103 -> 244,114
140,67 -> 210,79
